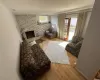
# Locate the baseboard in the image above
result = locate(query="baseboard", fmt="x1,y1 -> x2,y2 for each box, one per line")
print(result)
75,67 -> 88,80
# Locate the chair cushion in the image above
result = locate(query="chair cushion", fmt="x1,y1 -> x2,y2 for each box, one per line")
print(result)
72,36 -> 83,43
48,28 -> 52,33
75,41 -> 83,49
45,31 -> 50,34
67,43 -> 76,48
31,44 -> 51,66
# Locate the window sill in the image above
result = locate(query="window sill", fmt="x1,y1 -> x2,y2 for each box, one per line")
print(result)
37,21 -> 50,25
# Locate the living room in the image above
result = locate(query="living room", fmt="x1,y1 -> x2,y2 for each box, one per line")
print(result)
1,0 -> 100,80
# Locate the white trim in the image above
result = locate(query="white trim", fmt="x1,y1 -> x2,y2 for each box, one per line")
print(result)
75,67 -> 88,80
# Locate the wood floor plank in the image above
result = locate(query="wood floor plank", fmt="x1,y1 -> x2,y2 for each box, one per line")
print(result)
38,38 -> 86,80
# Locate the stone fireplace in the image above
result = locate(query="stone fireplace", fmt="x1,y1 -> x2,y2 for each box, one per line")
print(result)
25,31 -> 35,39
21,29 -> 42,42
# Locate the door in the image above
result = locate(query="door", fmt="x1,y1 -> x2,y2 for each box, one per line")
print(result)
64,18 -> 71,40
68,17 -> 77,41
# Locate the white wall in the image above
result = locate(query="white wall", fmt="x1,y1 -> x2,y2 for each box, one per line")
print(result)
76,0 -> 100,80
0,3 -> 21,80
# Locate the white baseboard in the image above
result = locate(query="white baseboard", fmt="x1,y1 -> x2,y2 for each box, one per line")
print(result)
75,67 -> 88,80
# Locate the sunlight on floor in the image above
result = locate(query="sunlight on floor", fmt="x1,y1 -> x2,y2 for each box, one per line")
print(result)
58,42 -> 69,48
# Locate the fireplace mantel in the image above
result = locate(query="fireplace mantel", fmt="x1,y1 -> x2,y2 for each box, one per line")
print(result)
21,29 -> 42,42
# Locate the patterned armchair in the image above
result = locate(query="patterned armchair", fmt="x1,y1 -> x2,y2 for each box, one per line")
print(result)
65,36 -> 83,58
20,41 -> 51,80
45,27 -> 57,39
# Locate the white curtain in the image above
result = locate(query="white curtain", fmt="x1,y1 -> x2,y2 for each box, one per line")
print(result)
58,13 -> 66,39
74,12 -> 87,37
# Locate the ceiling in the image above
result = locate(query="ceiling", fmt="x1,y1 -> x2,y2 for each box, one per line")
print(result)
1,0 -> 95,15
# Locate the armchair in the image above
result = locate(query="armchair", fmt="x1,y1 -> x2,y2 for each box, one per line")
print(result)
45,28 -> 57,39
65,36 -> 83,57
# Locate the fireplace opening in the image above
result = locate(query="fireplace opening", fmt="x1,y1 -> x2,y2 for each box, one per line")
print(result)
25,31 -> 35,39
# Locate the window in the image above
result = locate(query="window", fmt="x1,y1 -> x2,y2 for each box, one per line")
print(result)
39,16 -> 49,23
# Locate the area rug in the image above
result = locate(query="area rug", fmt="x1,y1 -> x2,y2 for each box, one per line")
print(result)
43,41 -> 70,64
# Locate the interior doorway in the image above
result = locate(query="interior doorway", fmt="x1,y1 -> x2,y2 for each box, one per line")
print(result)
64,17 -> 77,41
68,17 -> 77,41
64,18 -> 71,40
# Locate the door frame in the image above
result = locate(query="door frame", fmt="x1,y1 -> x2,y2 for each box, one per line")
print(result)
65,18 -> 71,40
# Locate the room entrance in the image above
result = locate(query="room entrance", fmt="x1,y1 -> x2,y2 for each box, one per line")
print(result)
64,17 -> 77,41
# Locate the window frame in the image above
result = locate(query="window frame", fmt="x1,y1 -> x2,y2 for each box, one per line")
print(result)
38,16 -> 49,24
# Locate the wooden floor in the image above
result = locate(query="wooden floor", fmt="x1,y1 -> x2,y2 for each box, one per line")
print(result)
38,38 -> 86,80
